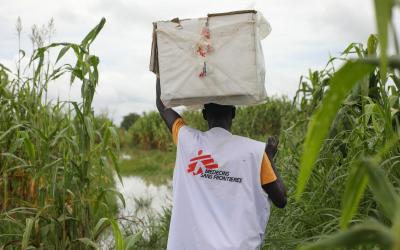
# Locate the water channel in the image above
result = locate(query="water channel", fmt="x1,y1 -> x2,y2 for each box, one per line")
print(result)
115,175 -> 172,219
100,174 -> 172,248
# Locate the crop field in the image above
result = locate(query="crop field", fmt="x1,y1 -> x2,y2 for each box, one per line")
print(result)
1,1 -> 400,250
0,19 -> 124,249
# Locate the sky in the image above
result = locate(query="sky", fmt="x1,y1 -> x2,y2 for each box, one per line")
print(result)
0,0 -> 378,124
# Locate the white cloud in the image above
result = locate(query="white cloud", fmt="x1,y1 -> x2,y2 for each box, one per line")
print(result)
0,0 -> 383,124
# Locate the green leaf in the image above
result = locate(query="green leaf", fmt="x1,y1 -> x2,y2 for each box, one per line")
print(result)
373,0 -> 392,80
81,17 -> 106,49
21,218 -> 35,250
0,124 -> 24,143
2,152 -> 28,166
299,221 -> 394,250
296,61 -> 375,199
93,218 -> 110,240
341,135 -> 400,228
361,55 -> 400,69
84,116 -> 94,143
77,238 -> 99,249
109,218 -> 125,250
108,126 -> 120,152
19,49 -> 26,59
340,160 -> 369,229
364,102 -> 376,128
364,157 -> 400,220
56,45 -> 71,63
367,34 -> 378,56
105,188 -> 126,208
87,55 -> 99,67
32,48 -> 45,83
23,137 -> 36,163
107,148 -> 123,184
0,63 -> 12,72
102,125 -> 111,149
71,102 -> 84,123
125,232 -> 142,250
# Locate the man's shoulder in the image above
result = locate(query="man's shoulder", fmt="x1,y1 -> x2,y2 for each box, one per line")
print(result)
232,134 -> 265,149
177,125 -> 203,144
180,125 -> 202,135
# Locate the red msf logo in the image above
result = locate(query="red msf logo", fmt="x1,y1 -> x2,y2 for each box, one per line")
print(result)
187,150 -> 219,175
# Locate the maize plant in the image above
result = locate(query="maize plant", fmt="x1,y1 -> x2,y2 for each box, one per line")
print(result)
294,0 -> 400,249
0,18 -> 126,249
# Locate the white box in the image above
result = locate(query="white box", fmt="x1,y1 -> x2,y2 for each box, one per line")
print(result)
150,10 -> 271,108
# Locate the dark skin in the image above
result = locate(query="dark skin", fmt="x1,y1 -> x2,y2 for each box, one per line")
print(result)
156,77 -> 287,208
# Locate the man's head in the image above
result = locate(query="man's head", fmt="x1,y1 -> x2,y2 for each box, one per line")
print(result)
202,103 -> 236,130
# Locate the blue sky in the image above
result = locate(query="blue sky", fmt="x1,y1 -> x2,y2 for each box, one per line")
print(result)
0,0 -> 379,124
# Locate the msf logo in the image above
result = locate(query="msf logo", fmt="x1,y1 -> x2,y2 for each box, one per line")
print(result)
187,150 -> 219,175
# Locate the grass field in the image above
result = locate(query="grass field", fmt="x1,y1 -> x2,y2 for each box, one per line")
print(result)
0,18 -> 123,249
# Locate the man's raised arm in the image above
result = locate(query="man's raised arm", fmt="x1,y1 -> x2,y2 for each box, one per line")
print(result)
156,77 -> 181,132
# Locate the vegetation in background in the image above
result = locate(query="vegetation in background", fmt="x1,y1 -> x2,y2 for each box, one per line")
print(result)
125,97 -> 294,151
295,0 -> 400,248
262,35 -> 397,249
128,112 -> 171,151
120,113 -> 140,131
0,18 -> 124,249
119,149 -> 175,185
118,208 -> 171,250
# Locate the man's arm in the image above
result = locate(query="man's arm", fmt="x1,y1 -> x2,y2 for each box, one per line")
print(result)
156,77 -> 181,132
262,137 -> 287,208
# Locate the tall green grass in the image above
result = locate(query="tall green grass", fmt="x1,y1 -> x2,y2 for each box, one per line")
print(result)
0,18 -> 124,249
295,0 -> 400,248
263,29 -> 400,248
125,97 -> 295,151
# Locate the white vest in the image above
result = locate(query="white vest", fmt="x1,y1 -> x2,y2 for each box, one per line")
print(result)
167,126 -> 271,250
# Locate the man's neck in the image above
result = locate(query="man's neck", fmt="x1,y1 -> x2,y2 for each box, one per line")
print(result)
208,121 -> 231,132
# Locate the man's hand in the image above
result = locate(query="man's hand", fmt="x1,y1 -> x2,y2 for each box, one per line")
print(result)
262,136 -> 287,208
156,77 -> 181,132
265,136 -> 278,159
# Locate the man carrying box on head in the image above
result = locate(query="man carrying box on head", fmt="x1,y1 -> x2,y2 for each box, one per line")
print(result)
151,9 -> 285,249
155,77 -> 287,250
